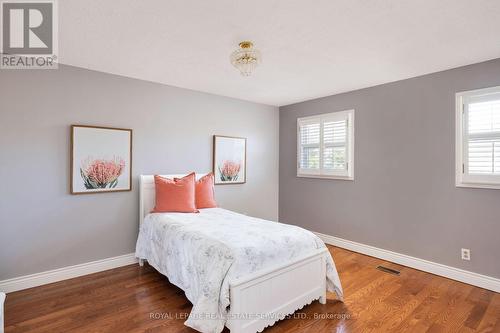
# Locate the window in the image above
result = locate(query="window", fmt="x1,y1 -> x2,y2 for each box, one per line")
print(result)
456,86 -> 500,189
297,110 -> 354,179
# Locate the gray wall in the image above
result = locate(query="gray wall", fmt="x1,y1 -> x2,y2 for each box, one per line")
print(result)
0,65 -> 279,280
280,58 -> 500,279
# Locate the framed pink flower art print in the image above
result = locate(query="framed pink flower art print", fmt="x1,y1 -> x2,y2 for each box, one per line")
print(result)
213,135 -> 246,185
70,125 -> 132,194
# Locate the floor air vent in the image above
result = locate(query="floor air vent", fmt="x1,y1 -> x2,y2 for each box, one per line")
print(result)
376,266 -> 400,275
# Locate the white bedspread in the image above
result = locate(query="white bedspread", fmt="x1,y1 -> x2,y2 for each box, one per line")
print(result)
135,208 -> 343,333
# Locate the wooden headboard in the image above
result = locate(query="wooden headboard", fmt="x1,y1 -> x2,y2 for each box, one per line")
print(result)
139,173 -> 209,225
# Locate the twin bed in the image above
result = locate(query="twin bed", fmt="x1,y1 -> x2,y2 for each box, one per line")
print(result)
135,174 -> 343,333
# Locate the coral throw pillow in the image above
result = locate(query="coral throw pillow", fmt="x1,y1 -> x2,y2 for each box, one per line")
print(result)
152,173 -> 198,213
196,173 -> 217,209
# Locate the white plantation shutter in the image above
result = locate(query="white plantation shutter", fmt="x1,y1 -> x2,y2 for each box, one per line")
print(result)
468,140 -> 500,174
466,100 -> 500,175
457,86 -> 500,188
298,110 -> 354,179
299,120 -> 321,171
323,119 -> 347,172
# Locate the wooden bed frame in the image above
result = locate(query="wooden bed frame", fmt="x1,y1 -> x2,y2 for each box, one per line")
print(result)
139,174 -> 328,333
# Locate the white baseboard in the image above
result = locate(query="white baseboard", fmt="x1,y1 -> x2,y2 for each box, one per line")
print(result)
0,253 -> 137,293
315,232 -> 500,293
2,236 -> 499,295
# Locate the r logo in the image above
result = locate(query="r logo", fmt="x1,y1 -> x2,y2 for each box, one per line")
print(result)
2,1 -> 53,54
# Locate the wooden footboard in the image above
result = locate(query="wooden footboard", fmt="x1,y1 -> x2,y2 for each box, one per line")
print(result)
226,249 -> 328,333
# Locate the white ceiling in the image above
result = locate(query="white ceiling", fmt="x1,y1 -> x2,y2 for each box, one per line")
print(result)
60,0 -> 500,106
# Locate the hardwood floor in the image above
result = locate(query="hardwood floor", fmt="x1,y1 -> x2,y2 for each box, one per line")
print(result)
4,246 -> 500,333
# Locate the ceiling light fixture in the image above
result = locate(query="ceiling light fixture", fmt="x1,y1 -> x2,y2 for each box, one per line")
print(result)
230,41 -> 261,76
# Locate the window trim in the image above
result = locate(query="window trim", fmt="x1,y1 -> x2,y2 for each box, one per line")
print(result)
455,86 -> 500,190
297,109 -> 354,180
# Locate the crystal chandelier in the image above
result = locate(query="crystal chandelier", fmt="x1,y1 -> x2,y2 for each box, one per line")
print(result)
230,41 -> 261,76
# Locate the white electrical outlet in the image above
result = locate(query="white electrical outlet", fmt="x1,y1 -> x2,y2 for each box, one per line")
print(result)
461,248 -> 471,261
